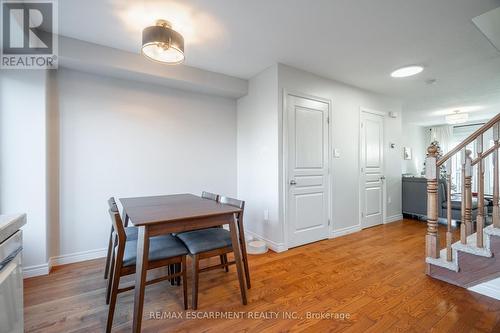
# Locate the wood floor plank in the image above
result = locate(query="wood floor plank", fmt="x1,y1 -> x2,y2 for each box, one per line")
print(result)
24,219 -> 500,332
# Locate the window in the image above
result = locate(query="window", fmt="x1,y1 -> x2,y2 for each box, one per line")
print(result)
448,123 -> 495,195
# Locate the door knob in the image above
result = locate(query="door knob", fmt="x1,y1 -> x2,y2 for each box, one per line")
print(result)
380,176 -> 386,180
290,180 -> 297,185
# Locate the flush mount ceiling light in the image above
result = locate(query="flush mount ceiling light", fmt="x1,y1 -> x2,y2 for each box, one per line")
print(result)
446,110 -> 469,124
390,65 -> 424,78
142,19 -> 184,64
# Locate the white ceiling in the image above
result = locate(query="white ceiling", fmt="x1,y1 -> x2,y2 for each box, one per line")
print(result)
58,0 -> 500,125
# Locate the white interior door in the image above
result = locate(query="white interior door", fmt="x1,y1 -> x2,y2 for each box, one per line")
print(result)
286,94 -> 330,248
360,111 -> 384,229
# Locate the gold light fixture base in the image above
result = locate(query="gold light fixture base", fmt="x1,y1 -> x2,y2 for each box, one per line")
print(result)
156,19 -> 172,28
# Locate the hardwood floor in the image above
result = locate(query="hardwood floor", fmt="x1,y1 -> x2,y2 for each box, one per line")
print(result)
24,219 -> 500,332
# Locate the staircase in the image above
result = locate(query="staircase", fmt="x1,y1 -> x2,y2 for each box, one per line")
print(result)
425,113 -> 500,292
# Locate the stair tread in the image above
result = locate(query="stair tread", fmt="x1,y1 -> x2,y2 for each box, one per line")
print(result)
485,224 -> 500,237
451,232 -> 492,257
426,248 -> 458,272
426,226 -> 500,272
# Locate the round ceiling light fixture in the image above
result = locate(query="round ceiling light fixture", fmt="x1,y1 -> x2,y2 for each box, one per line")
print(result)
445,110 -> 469,125
142,19 -> 185,64
390,65 -> 424,78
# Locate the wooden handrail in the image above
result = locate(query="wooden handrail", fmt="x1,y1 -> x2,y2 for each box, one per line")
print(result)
437,113 -> 500,167
426,114 -> 500,267
472,142 -> 500,166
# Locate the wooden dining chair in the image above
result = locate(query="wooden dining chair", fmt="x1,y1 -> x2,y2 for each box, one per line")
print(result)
176,196 -> 250,309
200,191 -> 231,271
219,196 -> 251,288
104,197 -> 137,280
169,191 -> 223,284
106,201 -> 189,333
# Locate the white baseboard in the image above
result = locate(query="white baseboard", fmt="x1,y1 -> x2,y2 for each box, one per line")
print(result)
330,224 -> 362,238
49,247 -> 107,267
23,247 -> 107,278
23,263 -> 50,278
245,230 -> 288,253
385,214 -> 403,224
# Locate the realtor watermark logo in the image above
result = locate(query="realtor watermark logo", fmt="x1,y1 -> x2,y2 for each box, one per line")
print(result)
1,0 -> 58,69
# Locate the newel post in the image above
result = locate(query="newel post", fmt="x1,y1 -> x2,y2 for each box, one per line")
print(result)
426,143 -> 439,259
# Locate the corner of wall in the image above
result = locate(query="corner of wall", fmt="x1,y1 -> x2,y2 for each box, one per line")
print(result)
236,63 -> 282,248
46,70 -> 61,261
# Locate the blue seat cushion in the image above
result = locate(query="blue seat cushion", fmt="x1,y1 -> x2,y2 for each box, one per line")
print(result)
125,227 -> 138,240
176,228 -> 232,254
122,234 -> 188,267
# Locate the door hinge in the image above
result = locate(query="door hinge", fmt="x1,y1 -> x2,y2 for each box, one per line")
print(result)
328,219 -> 331,226
360,122 -> 364,128
361,212 -> 364,218
327,117 -> 330,124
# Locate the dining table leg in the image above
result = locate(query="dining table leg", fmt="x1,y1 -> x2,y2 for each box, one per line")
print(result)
229,216 -> 247,305
133,226 -> 149,333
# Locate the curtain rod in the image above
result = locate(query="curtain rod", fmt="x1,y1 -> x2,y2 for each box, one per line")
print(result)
453,122 -> 485,129
428,122 -> 486,131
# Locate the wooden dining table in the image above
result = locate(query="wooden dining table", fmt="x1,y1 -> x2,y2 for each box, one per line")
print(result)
120,193 -> 247,333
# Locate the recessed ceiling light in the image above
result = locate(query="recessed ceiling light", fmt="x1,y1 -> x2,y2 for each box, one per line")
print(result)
142,19 -> 185,64
390,65 -> 424,78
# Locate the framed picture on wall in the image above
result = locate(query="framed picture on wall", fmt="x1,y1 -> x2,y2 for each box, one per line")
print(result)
404,147 -> 412,160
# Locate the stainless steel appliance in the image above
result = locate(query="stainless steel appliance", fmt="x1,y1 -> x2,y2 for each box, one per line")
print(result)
0,215 -> 25,333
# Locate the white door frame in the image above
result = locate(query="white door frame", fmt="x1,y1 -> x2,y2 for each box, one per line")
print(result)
282,90 -> 333,249
358,107 -> 387,228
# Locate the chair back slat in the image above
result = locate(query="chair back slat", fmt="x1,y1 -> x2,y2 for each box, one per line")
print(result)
219,196 -> 244,209
219,196 -> 245,219
107,197 -> 118,212
107,197 -> 126,246
201,191 -> 219,202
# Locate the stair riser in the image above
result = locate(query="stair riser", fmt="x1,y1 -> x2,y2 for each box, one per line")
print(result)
428,236 -> 500,288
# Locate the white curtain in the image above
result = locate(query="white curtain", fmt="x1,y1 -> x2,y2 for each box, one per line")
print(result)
429,126 -> 453,153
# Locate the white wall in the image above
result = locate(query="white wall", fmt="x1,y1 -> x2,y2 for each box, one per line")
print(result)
237,65 -> 280,248
2,62 -> 403,268
278,64 -> 403,234
56,68 -> 237,257
401,121 -> 426,175
237,64 -> 403,250
0,71 -> 48,269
